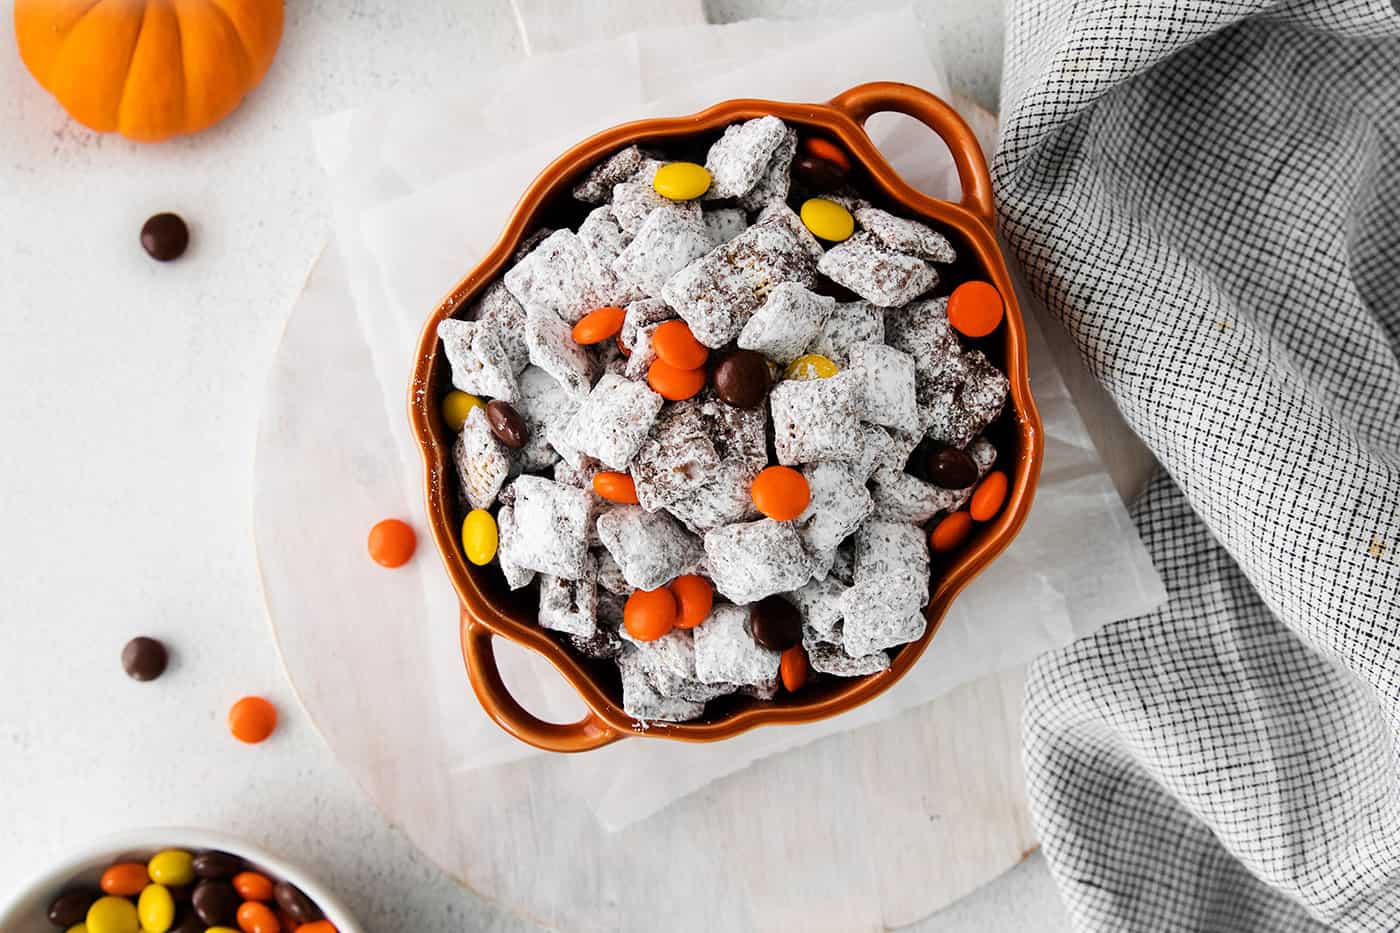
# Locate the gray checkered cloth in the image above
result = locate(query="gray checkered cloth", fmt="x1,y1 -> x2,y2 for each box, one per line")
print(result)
996,0 -> 1400,929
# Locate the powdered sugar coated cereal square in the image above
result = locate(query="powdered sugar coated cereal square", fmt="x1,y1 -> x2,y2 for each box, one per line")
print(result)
513,365 -> 575,471
618,649 -> 706,722
494,504 -> 537,591
806,640 -> 890,677
838,571 -> 927,657
787,572 -> 850,644
438,319 -> 519,402
817,232 -> 938,308
612,206 -> 713,298
854,207 -> 957,264
538,561 -> 599,638
703,208 -> 747,245
854,519 -> 929,602
595,504 -> 703,591
769,370 -> 865,465
569,373 -> 664,470
661,221 -> 818,348
508,474 -> 592,580
737,282 -> 835,365
593,547 -> 631,595
470,281 -> 530,375
849,342 -> 919,434
453,405 -> 510,510
796,461 -> 874,554
703,518 -> 813,604
869,467 -> 960,523
578,205 -> 645,308
623,322 -> 660,381
662,460 -> 761,534
524,303 -> 594,399
755,200 -> 825,263
693,603 -> 782,686
810,300 -> 885,365
739,126 -> 798,211
885,297 -> 962,386
703,116 -> 788,199
612,180 -> 699,236
504,229 -> 605,323
572,145 -> 650,203
620,298 -> 674,351
630,400 -> 721,512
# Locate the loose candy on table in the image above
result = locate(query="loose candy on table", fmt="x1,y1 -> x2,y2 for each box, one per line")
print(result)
440,390 -> 483,431
570,305 -> 626,344
646,358 -> 706,401
366,518 -> 416,568
140,212 -> 189,262
592,471 -> 639,504
799,197 -> 855,242
227,696 -> 277,744
969,470 -> 1009,521
750,465 -> 810,521
461,508 -> 499,565
121,636 -> 167,682
651,162 -> 711,200
946,280 -> 1004,338
801,136 -> 851,172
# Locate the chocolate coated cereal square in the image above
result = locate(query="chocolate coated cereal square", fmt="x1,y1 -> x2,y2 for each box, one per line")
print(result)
693,603 -> 782,686
817,232 -> 938,307
703,518 -> 813,604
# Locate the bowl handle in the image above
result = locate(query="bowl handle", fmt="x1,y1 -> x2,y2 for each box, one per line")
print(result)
826,81 -> 996,227
460,612 -> 623,753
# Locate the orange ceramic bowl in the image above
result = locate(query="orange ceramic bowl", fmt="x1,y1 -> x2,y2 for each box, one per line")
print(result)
409,82 -> 1043,752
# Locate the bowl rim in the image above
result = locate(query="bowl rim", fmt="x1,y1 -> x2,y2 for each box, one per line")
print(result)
0,827 -> 363,931
409,81 -> 1044,748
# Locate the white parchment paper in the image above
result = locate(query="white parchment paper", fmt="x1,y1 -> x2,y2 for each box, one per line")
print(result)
298,7 -> 1165,829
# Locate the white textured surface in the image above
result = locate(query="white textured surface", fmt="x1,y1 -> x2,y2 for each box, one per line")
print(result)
0,1 -> 1098,930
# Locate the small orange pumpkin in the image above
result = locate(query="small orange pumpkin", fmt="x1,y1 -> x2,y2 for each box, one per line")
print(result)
14,0 -> 284,142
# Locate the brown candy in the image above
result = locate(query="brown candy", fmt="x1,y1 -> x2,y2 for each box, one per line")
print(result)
191,879 -> 239,926
140,212 -> 189,261
793,154 -> 846,192
485,399 -> 529,449
191,850 -> 244,880
121,636 -> 168,682
713,350 -> 771,409
274,880 -> 324,924
47,889 -> 98,926
924,443 -> 979,489
750,595 -> 802,651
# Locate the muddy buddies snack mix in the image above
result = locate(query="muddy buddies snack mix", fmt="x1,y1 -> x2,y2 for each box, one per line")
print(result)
435,117 -> 1014,722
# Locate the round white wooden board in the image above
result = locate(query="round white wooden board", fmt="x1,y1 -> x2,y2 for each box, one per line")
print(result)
254,244 -> 1044,932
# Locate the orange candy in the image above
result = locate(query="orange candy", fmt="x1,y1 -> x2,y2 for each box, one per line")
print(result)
237,901 -> 281,933
229,695 -> 278,744
367,518 -> 416,568
233,870 -> 274,901
929,511 -> 973,553
670,574 -> 714,629
750,466 -> 811,521
946,281 -> 1004,338
801,136 -> 850,172
780,644 -> 810,692
647,358 -> 706,401
571,306 -> 626,344
624,588 -> 677,641
592,471 -> 639,504
651,320 -> 709,370
297,923 -> 339,933
99,862 -> 149,896
969,471 -> 1009,521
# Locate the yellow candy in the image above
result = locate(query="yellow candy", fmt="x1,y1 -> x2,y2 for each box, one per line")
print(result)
86,896 -> 138,933
784,354 -> 839,381
145,849 -> 194,887
136,884 -> 174,933
462,508 -> 499,566
441,390 -> 484,432
652,162 -> 711,201
799,197 -> 855,242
